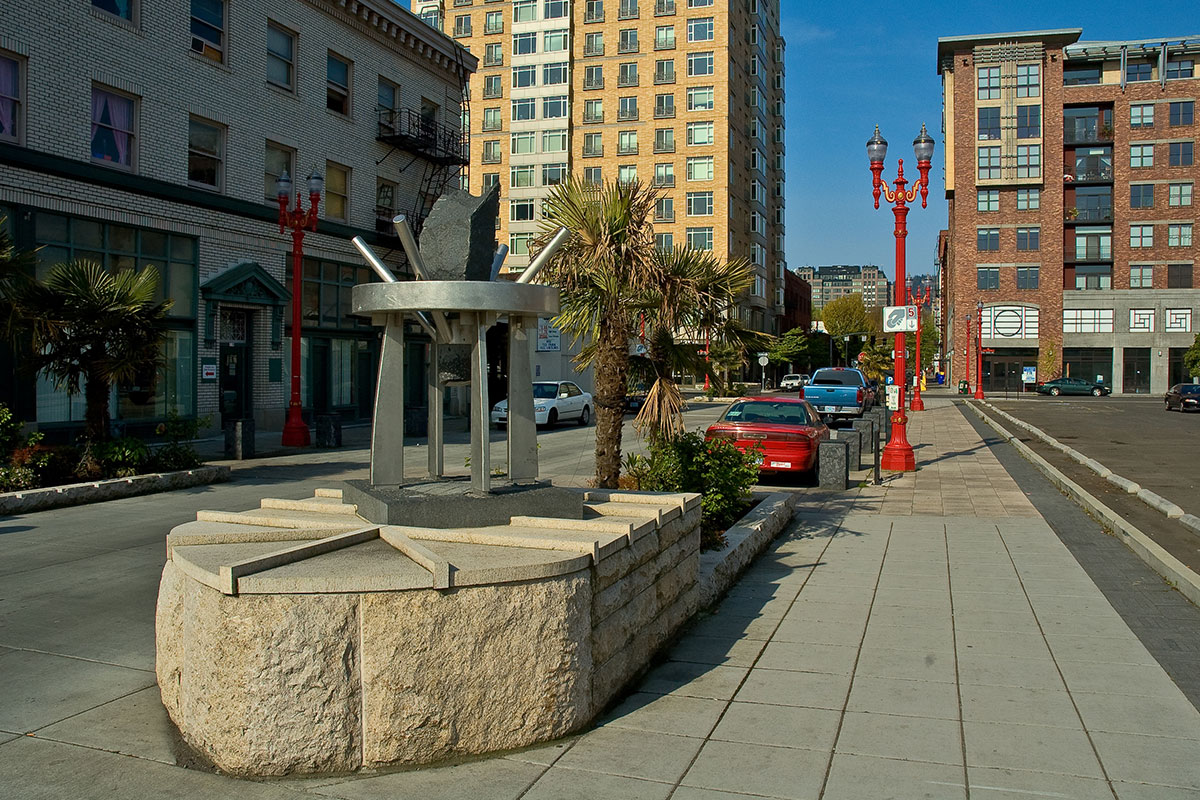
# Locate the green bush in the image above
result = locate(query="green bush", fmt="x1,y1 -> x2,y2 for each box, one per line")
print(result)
731,382 -> 748,397
78,437 -> 149,479
149,412 -> 207,472
0,404 -> 80,491
623,430 -> 760,550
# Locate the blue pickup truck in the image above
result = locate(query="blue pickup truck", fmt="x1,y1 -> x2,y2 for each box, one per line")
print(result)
801,367 -> 872,423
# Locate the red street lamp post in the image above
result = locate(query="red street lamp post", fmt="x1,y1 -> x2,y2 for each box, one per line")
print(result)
910,285 -> 932,411
868,123 -> 934,472
964,313 -> 972,386
974,299 -> 985,399
276,169 -> 324,447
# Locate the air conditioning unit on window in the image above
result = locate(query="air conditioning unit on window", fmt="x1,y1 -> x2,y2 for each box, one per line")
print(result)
191,37 -> 206,53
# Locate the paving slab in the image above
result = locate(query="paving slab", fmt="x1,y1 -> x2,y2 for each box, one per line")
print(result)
598,692 -> 726,739
709,701 -> 840,752
966,766 -> 1111,800
35,686 -> 178,765
550,726 -> 703,784
0,648 -> 155,733
678,739 -> 828,800
846,674 -> 960,720
521,767 -> 673,800
835,710 -> 964,765
731,667 -> 851,710
823,753 -> 966,800
963,719 -> 1105,779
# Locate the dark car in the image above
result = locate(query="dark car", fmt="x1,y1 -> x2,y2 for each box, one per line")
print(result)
1165,383 -> 1200,412
1035,377 -> 1112,397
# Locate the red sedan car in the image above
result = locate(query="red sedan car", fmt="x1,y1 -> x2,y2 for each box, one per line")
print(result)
705,396 -> 830,473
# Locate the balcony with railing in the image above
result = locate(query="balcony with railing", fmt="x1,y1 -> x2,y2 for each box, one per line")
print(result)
481,149 -> 501,164
1064,205 -> 1113,223
617,74 -> 638,88
583,144 -> 603,157
654,37 -> 675,50
653,139 -> 674,153
654,68 -> 675,84
654,104 -> 675,119
483,52 -> 503,66
618,40 -> 639,54
584,110 -> 604,123
617,142 -> 639,155
653,174 -> 675,187
584,42 -> 604,56
584,75 -> 604,89
1065,162 -> 1114,183
655,210 -> 675,222
484,19 -> 503,34
377,108 -> 468,165
1064,121 -> 1114,144
617,107 -> 638,121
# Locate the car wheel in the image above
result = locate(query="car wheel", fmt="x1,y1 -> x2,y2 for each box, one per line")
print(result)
547,409 -> 558,427
1049,387 -> 1061,396
578,405 -> 590,426
1092,387 -> 1102,396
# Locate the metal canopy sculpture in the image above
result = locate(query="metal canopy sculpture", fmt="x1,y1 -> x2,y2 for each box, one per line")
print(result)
350,188 -> 569,494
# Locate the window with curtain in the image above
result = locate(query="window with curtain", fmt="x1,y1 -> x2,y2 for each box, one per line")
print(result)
0,54 -> 20,143
91,87 -> 136,169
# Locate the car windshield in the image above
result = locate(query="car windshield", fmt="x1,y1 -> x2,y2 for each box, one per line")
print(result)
720,401 -> 814,426
532,383 -> 559,399
1180,385 -> 1200,395
783,375 -> 800,381
811,371 -> 861,386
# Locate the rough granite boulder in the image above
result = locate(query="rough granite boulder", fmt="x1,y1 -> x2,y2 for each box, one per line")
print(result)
418,186 -> 500,281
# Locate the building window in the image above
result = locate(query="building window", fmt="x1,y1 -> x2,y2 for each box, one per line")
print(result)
1016,105 -> 1040,138
1166,60 -> 1194,80
513,0 -> 536,22
977,189 -> 999,212
686,227 -> 713,251
977,107 -> 1000,140
327,53 -> 352,115
482,139 -> 501,163
655,59 -> 674,84
654,93 -> 675,118
1169,101 -> 1194,126
510,199 -> 534,221
512,65 -> 536,87
510,164 -> 535,187
977,268 -> 999,290
1016,267 -> 1039,290
1169,183 -> 1193,207
687,120 -> 714,145
656,25 -> 675,49
654,127 -> 674,152
1130,103 -> 1154,128
619,29 -> 638,53
617,95 -> 638,120
618,0 -> 638,17
1167,264 -> 1193,288
655,232 -> 673,251
584,0 -> 603,22
509,233 -> 533,256
543,61 -> 568,85
90,86 -> 136,169
584,65 -> 603,89
482,106 -> 502,131
190,0 -> 225,62
545,0 -> 568,19
513,32 -> 536,55
0,54 -> 22,144
1130,143 -> 1153,168
584,167 -> 602,185
94,0 -> 134,21
483,74 -> 502,98
1017,188 -> 1039,210
1126,61 -> 1152,82
1016,227 -> 1039,251
482,172 -> 500,191
978,146 -> 1000,180
686,191 -> 712,216
484,42 -> 503,66
1130,224 -> 1154,248
617,129 -> 638,154
263,23 -> 297,90
688,0 -> 713,5
264,140 -> 294,202
187,117 -> 223,190
687,86 -> 714,111
1168,223 -> 1192,247
977,228 -> 999,251
977,66 -> 1000,100
1130,184 -> 1154,208
687,17 -> 713,42
544,28 -> 568,51
324,162 -> 349,221
542,162 -> 567,185
655,197 -> 674,221
617,164 -> 636,183
510,131 -> 535,154
1130,265 -> 1153,288
687,51 -> 714,77
485,11 -> 503,33
1016,145 -> 1040,179
618,63 -> 639,87
511,97 -> 536,121
584,32 -> 603,56
453,14 -> 471,36
584,99 -> 603,122
542,128 -> 567,152
655,162 -> 675,186
1063,65 -> 1101,85
1169,141 -> 1193,166
1016,63 -> 1039,97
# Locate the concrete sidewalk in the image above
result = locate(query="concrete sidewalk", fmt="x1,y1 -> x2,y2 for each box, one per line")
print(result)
3,398 -> 1200,798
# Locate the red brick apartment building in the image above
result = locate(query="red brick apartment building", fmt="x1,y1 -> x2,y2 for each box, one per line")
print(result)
938,29 -> 1198,393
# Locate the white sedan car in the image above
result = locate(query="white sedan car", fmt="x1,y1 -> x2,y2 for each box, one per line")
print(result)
491,381 -> 593,427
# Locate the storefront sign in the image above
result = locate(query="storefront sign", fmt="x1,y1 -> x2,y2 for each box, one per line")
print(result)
1022,366 -> 1037,384
201,362 -> 218,381
536,319 -> 560,352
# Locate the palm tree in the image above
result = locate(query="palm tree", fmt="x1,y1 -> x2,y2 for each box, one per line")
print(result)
536,177 -> 664,488
2,259 -> 171,441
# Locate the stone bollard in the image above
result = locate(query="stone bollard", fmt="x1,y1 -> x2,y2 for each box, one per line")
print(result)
833,428 -> 862,471
223,418 -> 255,460
818,439 -> 849,490
852,419 -> 876,455
316,414 -> 342,448
867,407 -> 890,443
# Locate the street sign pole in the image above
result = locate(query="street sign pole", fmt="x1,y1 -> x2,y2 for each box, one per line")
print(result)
758,353 -> 769,391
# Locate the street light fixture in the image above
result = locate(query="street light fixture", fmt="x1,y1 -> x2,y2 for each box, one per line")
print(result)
974,299 -> 985,399
910,284 -> 931,411
277,168 -> 323,447
867,123 -> 932,472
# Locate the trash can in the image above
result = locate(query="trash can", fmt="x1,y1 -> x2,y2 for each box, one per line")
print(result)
958,379 -> 970,395
223,418 -> 255,460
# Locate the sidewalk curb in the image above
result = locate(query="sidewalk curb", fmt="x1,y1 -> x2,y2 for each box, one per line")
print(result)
0,465 -> 232,515
967,402 -> 1200,607
697,491 -> 796,610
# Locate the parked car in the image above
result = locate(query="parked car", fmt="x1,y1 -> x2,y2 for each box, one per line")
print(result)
625,384 -> 648,413
799,373 -> 811,386
490,381 -> 592,427
779,374 -> 804,391
801,367 -> 872,422
1035,377 -> 1111,397
705,396 -> 829,474
1164,383 -> 1200,412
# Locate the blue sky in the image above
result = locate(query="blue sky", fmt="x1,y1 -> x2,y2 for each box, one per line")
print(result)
782,1 -> 1197,280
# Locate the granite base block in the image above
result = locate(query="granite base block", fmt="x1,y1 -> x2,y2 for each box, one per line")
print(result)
342,477 -> 584,528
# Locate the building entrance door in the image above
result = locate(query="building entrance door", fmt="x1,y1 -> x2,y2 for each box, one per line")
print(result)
219,310 -> 252,427
1122,348 -> 1151,394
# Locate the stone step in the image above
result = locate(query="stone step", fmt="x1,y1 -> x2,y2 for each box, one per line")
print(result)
260,497 -> 360,516
585,501 -> 681,527
314,488 -> 343,499
196,508 -> 364,530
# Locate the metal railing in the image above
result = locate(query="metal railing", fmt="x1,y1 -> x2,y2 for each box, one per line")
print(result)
1066,164 -> 1114,182
583,145 -> 603,157
617,108 -> 638,120
584,76 -> 604,89
377,107 -> 468,165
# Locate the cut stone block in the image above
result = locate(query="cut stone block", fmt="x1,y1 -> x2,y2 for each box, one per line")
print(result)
819,440 -> 849,491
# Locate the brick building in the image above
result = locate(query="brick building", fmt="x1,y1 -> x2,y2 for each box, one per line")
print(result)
780,268 -> 811,333
938,29 -> 1199,394
416,0 -> 789,336
794,264 -> 893,312
0,0 -> 472,436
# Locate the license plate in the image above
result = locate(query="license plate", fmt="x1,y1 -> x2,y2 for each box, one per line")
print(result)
821,406 -> 836,413
769,461 -> 791,469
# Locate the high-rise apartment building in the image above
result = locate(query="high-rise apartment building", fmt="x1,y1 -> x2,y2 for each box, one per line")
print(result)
414,0 -> 788,335
794,265 -> 893,311
938,29 -> 1199,393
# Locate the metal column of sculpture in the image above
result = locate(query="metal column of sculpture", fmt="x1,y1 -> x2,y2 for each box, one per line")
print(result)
343,188 -> 578,527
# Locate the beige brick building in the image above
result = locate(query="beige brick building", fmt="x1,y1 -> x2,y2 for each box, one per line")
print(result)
939,29 -> 1199,394
415,0 -> 787,335
795,264 -> 893,313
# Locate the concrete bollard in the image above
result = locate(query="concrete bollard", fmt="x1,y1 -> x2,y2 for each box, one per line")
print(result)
852,419 -> 876,455
833,428 -> 862,471
223,418 -> 255,460
316,415 -> 343,448
867,407 -> 890,443
818,439 -> 849,490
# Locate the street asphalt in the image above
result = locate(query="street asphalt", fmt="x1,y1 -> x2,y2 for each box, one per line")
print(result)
2,392 -> 1199,799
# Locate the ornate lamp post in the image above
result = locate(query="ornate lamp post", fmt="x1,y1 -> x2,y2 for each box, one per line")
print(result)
868,123 -> 933,472
974,299 -> 985,399
910,285 -> 932,411
964,312 -> 972,387
276,169 -> 324,447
